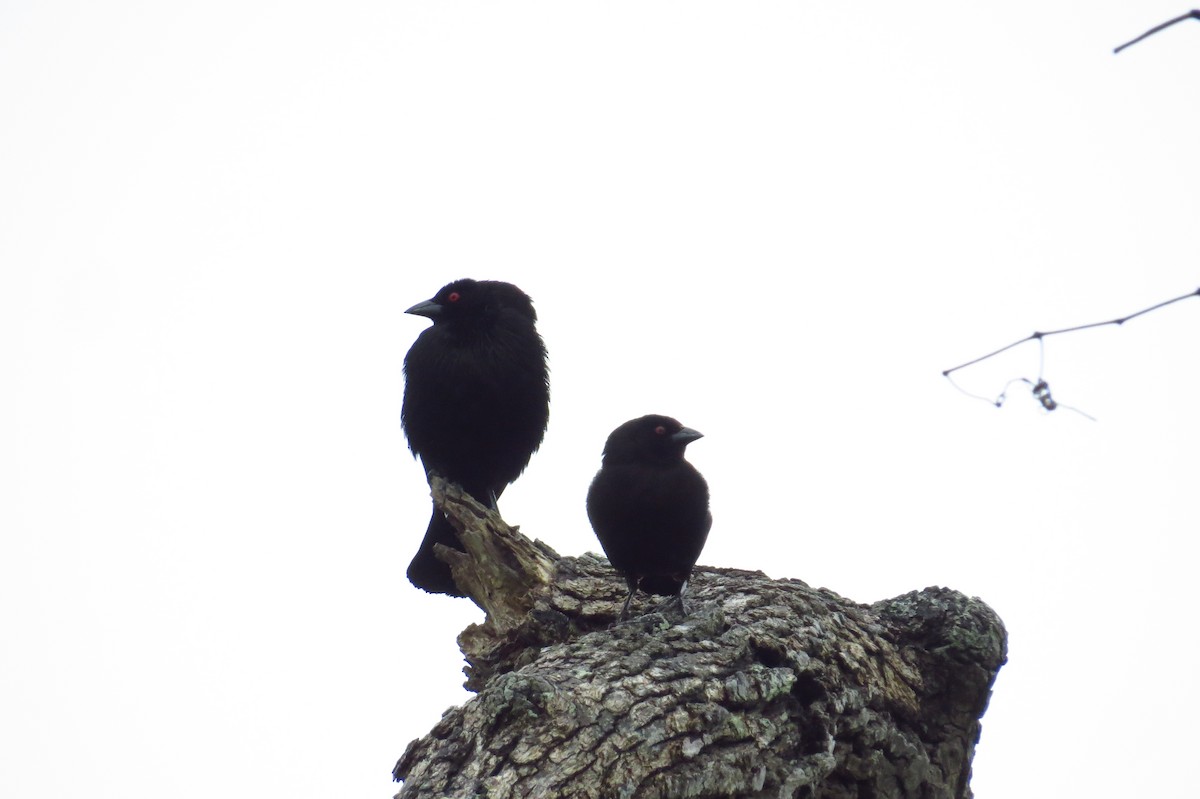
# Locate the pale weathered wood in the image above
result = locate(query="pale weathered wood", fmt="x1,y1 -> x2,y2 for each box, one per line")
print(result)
394,481 -> 1006,799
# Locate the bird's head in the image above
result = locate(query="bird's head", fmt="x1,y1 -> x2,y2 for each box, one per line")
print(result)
406,279 -> 538,325
601,414 -> 703,466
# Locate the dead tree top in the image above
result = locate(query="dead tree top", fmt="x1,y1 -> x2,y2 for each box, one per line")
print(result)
394,478 -> 1007,799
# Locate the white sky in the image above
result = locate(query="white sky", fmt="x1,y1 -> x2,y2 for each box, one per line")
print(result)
3,2 -> 1199,797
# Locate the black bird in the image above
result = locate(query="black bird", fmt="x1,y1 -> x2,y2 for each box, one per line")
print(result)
586,415 -> 711,619
402,279 -> 550,596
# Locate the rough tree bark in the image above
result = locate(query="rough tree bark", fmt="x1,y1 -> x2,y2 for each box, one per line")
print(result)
393,478 -> 1007,799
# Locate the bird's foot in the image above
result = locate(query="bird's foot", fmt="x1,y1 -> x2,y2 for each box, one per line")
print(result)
618,587 -> 636,621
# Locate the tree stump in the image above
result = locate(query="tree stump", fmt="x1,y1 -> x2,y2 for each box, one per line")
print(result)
394,478 -> 1007,799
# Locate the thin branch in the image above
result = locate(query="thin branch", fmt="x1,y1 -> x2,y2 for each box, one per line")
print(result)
1114,10 -> 1200,54
942,287 -> 1198,418
944,361 -> 1097,420
942,287 -> 1200,377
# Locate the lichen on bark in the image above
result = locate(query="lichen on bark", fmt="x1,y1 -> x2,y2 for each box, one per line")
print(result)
394,479 -> 1006,799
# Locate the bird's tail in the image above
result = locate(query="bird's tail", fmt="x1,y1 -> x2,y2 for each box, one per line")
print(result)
406,507 -> 468,597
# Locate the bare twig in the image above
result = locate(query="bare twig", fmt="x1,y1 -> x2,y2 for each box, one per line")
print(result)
942,287 -> 1200,416
1114,10 -> 1200,53
943,288 -> 1200,377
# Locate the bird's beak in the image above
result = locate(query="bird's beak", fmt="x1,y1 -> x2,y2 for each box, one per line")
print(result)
672,427 -> 703,444
405,299 -> 442,319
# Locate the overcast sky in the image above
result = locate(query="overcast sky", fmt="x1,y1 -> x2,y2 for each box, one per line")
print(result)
3,2 -> 1199,797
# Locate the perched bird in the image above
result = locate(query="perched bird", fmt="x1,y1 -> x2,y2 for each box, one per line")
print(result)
402,279 -> 550,596
586,414 -> 711,619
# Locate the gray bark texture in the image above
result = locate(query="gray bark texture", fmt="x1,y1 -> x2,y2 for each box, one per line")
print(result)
394,478 -> 1007,799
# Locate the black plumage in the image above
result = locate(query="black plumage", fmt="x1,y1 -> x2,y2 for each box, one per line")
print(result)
586,414 -> 711,619
402,279 -> 550,596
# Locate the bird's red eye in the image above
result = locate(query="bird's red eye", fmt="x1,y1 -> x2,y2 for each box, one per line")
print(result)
447,292 -> 461,303
654,425 -> 666,436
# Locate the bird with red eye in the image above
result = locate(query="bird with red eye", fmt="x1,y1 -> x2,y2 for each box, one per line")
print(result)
401,278 -> 550,596
586,414 -> 712,620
